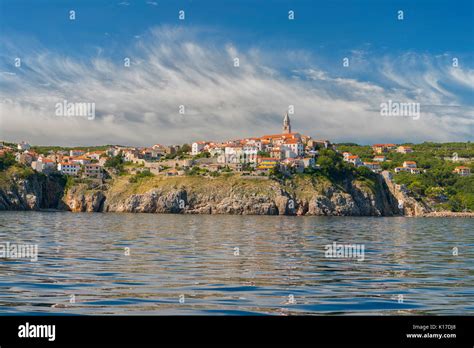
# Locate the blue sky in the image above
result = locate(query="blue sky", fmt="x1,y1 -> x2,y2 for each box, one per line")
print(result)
0,0 -> 473,146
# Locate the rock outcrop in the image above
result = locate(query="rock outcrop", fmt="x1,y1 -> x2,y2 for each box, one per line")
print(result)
0,173 -> 65,211
0,173 -> 404,216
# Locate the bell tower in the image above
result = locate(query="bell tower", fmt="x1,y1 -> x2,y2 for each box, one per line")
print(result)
283,112 -> 291,134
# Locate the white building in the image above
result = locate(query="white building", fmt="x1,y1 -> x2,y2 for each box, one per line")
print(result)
281,139 -> 304,158
394,167 -> 410,173
397,146 -> 413,154
32,159 -> 56,174
192,142 -> 206,155
58,162 -> 81,176
223,146 -> 243,164
17,141 -> 31,151
403,161 -> 417,169
208,146 -> 224,157
242,146 -> 258,163
347,155 -> 363,167
243,139 -> 263,151
70,150 -> 85,157
363,162 -> 382,172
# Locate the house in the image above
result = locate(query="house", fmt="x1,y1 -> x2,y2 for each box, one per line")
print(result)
373,156 -> 386,162
308,139 -> 331,150
15,151 -> 35,165
83,164 -> 103,179
372,144 -> 386,154
58,162 -> 80,176
281,158 -> 304,173
453,166 -> 471,176
302,157 -> 315,168
165,145 -> 179,155
17,141 -> 31,151
268,147 -> 283,160
32,158 -> 56,174
70,150 -> 85,157
141,148 -> 161,161
223,146 -> 243,164
242,146 -> 259,163
363,162 -> 382,172
403,161 -> 417,169
410,168 -> 422,174
372,144 -> 396,154
243,138 -> 263,151
151,144 -> 167,156
208,145 -> 224,157
106,146 -> 121,157
71,156 -> 91,165
281,139 -> 304,158
347,155 -> 363,167
394,167 -> 410,173
192,141 -> 207,155
342,152 -> 352,160
86,151 -> 105,161
397,146 -> 414,154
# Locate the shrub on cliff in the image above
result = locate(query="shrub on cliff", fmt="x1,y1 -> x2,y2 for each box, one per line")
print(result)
129,169 -> 154,183
0,152 -> 15,171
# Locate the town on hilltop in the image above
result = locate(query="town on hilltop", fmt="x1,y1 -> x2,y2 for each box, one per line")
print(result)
0,112 -> 471,181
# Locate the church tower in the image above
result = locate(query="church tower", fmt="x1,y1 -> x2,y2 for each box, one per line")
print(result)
282,112 -> 291,134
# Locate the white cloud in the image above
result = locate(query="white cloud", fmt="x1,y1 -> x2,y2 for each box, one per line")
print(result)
0,27 -> 473,146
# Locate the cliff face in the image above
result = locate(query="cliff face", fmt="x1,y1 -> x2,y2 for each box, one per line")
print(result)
0,173 -> 65,211
61,175 -> 401,216
0,173 -> 402,216
380,171 -> 431,217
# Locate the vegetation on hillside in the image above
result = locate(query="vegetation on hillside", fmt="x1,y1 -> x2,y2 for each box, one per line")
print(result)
336,142 -> 474,211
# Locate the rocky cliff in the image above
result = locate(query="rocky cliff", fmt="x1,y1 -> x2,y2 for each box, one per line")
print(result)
0,173 -> 402,216
0,172 -> 65,211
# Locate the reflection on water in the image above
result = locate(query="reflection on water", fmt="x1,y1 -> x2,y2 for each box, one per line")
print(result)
0,212 -> 472,315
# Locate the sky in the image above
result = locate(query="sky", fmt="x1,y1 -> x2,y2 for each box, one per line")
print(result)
0,0 -> 473,146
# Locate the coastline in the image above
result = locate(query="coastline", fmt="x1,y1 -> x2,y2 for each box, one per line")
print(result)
421,211 -> 474,218
2,171 -> 473,217
6,210 -> 474,217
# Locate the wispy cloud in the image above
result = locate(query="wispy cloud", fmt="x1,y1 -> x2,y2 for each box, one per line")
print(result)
0,26 -> 473,146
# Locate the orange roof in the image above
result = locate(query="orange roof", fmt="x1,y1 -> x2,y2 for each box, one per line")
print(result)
260,133 -> 299,139
60,162 -> 80,166
284,139 -> 300,144
348,155 -> 359,159
404,161 -> 416,164
455,166 -> 469,169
